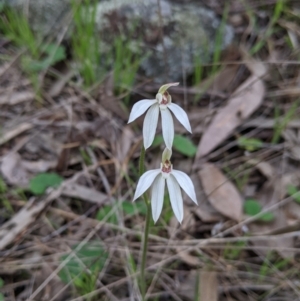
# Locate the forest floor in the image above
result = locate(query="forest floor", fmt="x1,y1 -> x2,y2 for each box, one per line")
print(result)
1,0 -> 300,300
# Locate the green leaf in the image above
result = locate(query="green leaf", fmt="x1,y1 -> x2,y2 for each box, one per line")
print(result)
42,44 -> 66,63
29,173 -> 63,195
122,201 -> 147,216
238,136 -> 263,152
152,135 -> 164,147
286,185 -> 300,203
259,212 -> 275,222
244,199 -> 261,215
0,279 -> 4,300
23,44 -> 66,72
0,177 -> 7,193
152,135 -> 197,157
173,135 -> 197,157
59,242 -> 108,284
96,206 -> 117,224
244,199 -> 274,222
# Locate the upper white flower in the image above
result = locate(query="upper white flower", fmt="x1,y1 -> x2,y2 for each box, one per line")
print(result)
128,83 -> 192,149
133,148 -> 197,223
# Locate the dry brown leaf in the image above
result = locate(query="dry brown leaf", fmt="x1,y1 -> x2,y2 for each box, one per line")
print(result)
49,70 -> 74,97
190,174 -> 223,223
21,160 -> 58,173
248,159 -> 275,181
198,163 -> 242,221
0,189 -> 62,250
0,91 -> 35,105
62,183 -> 110,204
1,152 -> 30,187
32,265 -> 70,301
178,270 -> 198,300
98,74 -> 128,120
200,271 -> 219,301
249,178 -> 295,258
282,129 -> 300,161
116,125 -> 134,165
199,64 -> 240,93
196,62 -> 265,158
0,123 -> 32,146
1,152 -> 58,187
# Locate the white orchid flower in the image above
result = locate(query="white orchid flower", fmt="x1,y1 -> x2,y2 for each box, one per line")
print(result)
128,83 -> 192,149
133,148 -> 197,223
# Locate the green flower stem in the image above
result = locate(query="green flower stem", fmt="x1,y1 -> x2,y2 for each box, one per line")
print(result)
139,145 -> 151,300
139,145 -> 146,177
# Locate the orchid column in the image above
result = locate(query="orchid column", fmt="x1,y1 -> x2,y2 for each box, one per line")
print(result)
128,83 -> 197,300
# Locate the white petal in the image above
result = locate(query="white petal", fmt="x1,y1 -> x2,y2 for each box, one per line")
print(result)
168,103 -> 192,133
171,170 -> 197,204
161,108 -> 174,149
133,169 -> 160,201
151,174 -> 165,223
143,104 -> 159,149
128,99 -> 157,123
166,175 -> 184,223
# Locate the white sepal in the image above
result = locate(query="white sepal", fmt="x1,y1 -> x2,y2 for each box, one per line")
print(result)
166,175 -> 184,223
161,108 -> 174,149
143,104 -> 160,149
171,170 -> 197,204
133,169 -> 160,201
168,103 -> 192,133
128,99 -> 156,123
162,147 -> 172,162
151,174 -> 165,223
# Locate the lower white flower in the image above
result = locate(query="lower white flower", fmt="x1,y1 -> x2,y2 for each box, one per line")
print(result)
133,149 -> 197,223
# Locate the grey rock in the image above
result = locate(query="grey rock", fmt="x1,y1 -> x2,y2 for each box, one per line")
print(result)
1,0 -> 70,37
2,0 -> 234,83
96,0 -> 235,83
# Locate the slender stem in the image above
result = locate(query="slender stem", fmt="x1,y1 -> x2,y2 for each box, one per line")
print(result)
141,197 -> 151,300
139,145 -> 145,177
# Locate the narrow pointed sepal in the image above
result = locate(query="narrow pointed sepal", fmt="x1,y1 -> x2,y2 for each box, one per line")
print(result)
151,174 -> 165,223
128,99 -> 157,123
161,108 -> 174,149
171,170 -> 197,204
162,148 -> 172,162
133,169 -> 160,201
158,82 -> 179,94
168,103 -> 192,133
166,175 -> 184,223
143,104 -> 159,149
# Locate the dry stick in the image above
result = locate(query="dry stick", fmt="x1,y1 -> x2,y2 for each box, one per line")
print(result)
0,123 -> 33,146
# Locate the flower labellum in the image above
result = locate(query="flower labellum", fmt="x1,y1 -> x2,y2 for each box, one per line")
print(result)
132,148 -> 197,223
128,83 -> 192,149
